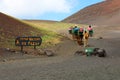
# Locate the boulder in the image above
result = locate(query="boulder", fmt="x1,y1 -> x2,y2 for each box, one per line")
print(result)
97,49 -> 106,57
44,49 -> 54,56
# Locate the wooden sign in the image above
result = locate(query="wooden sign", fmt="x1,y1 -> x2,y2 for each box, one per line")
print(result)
15,36 -> 42,51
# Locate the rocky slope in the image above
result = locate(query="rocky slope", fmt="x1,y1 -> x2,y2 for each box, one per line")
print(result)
0,12 -> 41,40
62,0 -> 120,25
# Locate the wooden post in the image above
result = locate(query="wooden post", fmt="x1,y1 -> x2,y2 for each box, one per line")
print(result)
34,45 -> 36,50
21,46 -> 23,52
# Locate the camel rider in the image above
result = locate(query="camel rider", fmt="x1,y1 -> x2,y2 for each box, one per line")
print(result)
78,27 -> 84,42
68,26 -> 73,34
73,26 -> 79,40
76,27 -> 84,45
87,25 -> 93,37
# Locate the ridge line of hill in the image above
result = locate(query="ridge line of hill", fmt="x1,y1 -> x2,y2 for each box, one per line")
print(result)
62,0 -> 120,26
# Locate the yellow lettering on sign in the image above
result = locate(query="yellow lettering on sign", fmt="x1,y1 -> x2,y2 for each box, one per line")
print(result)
20,38 -> 28,40
33,38 -> 40,40
29,38 -> 33,41
16,40 -> 19,44
21,42 -> 27,45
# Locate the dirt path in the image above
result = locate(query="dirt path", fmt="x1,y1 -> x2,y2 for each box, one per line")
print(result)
0,26 -> 120,80
56,25 -> 120,58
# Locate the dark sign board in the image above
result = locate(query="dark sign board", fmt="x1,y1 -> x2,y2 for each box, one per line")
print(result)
15,36 -> 42,46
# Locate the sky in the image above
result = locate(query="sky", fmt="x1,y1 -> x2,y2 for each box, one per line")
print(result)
0,0 -> 104,21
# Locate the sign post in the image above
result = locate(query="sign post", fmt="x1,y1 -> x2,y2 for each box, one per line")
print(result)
21,46 -> 23,52
15,36 -> 42,52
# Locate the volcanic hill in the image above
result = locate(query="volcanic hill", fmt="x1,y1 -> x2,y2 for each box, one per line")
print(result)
0,12 -> 41,39
62,0 -> 120,25
0,12 -> 43,48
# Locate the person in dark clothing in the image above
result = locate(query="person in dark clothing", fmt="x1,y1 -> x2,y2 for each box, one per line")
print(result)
73,26 -> 79,40
77,27 -> 84,45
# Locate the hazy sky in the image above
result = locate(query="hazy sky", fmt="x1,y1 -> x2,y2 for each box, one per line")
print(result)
0,0 -> 104,21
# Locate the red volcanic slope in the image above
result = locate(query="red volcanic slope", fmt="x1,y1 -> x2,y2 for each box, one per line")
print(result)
0,12 -> 41,40
62,0 -> 120,25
